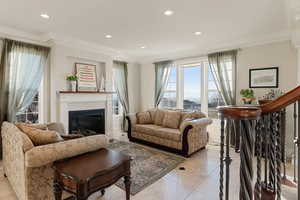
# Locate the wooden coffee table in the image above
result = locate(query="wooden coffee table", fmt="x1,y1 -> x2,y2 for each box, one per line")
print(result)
52,149 -> 131,200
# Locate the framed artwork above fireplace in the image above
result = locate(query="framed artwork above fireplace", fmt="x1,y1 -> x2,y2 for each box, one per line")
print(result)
75,63 -> 98,91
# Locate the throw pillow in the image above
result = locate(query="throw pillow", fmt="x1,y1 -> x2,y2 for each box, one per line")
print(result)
15,123 -> 63,146
162,110 -> 181,129
15,122 -> 48,130
154,109 -> 165,126
148,108 -> 157,123
137,111 -> 152,124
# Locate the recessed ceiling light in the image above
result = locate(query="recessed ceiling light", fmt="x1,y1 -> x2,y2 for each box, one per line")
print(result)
141,46 -> 146,49
164,10 -> 174,16
105,35 -> 112,39
195,31 -> 202,36
40,13 -> 50,19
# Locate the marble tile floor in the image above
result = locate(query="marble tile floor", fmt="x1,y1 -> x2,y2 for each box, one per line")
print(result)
0,144 -> 297,200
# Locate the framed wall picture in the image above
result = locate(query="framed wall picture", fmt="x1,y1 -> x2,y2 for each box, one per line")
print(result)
75,63 -> 98,91
249,67 -> 279,88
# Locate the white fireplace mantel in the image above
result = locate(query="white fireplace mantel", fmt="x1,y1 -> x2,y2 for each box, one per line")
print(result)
57,92 -> 113,136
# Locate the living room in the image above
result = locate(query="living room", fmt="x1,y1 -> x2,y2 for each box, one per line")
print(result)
0,0 -> 300,200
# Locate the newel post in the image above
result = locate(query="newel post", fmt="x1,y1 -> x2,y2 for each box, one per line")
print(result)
218,106 -> 262,200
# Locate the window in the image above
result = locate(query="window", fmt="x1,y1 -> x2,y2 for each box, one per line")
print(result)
159,67 -> 177,108
183,64 -> 201,110
16,94 -> 39,123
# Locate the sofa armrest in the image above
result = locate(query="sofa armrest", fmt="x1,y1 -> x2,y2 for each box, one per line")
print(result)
25,135 -> 108,168
180,118 -> 213,132
126,113 -> 137,126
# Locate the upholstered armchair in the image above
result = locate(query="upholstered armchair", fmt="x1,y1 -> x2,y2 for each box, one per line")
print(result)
1,122 -> 108,200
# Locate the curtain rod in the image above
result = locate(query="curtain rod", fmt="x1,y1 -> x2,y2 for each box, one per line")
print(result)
0,36 -> 51,47
153,48 -> 242,64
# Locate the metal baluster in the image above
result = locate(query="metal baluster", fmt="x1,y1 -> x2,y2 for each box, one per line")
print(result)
240,120 -> 254,200
294,103 -> 297,183
220,116 -> 225,200
273,112 -> 281,199
264,115 -> 269,186
269,113 -> 276,192
255,118 -> 262,200
225,119 -> 232,200
281,109 -> 286,180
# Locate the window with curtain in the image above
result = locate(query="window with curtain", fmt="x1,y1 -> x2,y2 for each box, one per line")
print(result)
183,64 -> 202,110
16,93 -> 39,123
159,66 -> 177,108
0,39 -> 50,123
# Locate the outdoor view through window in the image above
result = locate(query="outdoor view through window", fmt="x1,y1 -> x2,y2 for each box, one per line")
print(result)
160,61 -> 229,118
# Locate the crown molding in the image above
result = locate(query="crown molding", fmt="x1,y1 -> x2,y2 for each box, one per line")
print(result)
138,30 -> 292,64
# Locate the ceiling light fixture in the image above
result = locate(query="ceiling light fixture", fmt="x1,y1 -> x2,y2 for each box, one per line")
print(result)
40,13 -> 50,19
140,46 -> 146,49
105,35 -> 112,39
195,31 -> 202,36
164,10 -> 174,16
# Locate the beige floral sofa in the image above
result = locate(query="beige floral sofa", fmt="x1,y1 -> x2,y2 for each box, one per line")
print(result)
126,109 -> 212,157
1,122 -> 108,200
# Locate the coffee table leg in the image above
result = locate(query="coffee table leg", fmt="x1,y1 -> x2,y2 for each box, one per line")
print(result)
124,175 -> 131,200
53,181 -> 62,200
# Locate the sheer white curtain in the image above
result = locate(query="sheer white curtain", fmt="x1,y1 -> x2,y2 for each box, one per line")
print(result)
113,61 -> 129,131
2,39 -> 50,122
154,60 -> 173,107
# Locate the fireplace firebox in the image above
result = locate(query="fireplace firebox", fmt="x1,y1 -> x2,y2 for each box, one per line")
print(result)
69,109 -> 105,136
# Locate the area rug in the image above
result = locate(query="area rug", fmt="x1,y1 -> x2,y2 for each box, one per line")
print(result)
107,140 -> 185,195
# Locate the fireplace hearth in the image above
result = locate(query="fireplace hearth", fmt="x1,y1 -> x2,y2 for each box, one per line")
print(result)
69,109 -> 105,136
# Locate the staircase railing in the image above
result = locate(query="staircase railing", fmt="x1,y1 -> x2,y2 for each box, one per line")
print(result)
217,85 -> 300,200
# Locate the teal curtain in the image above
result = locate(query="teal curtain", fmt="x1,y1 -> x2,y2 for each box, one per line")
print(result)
2,39 -> 50,122
0,39 -> 8,126
208,50 -> 238,147
113,61 -> 129,131
154,60 -> 173,107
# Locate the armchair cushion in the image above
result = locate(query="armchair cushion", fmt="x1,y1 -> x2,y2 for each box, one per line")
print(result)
25,135 -> 108,168
137,111 -> 152,124
16,123 -> 63,146
46,122 -> 66,135
162,110 -> 181,129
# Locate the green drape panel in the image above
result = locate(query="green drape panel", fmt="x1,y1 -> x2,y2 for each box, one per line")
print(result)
208,50 -> 238,147
113,61 -> 129,131
0,39 -> 9,126
154,60 -> 173,107
2,39 -> 50,122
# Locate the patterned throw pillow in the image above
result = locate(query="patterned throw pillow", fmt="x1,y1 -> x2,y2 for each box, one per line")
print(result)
148,108 -> 157,123
162,110 -> 181,129
15,122 -> 63,146
154,109 -> 165,126
137,111 -> 152,124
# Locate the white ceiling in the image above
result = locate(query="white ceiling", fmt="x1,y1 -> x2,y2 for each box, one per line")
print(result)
0,0 -> 297,62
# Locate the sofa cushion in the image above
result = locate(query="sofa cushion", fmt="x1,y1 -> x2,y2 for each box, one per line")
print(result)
135,124 -> 161,135
154,109 -> 165,126
134,124 -> 181,142
137,111 -> 152,124
15,123 -> 63,146
156,127 -> 181,141
162,110 -> 181,129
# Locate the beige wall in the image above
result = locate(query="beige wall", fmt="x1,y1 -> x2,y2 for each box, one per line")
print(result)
236,41 -> 298,102
139,41 -> 298,156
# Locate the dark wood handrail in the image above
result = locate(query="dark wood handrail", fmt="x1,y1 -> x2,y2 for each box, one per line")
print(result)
261,85 -> 300,114
217,106 -> 261,120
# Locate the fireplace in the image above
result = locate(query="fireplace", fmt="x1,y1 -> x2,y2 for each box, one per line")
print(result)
69,109 -> 105,136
